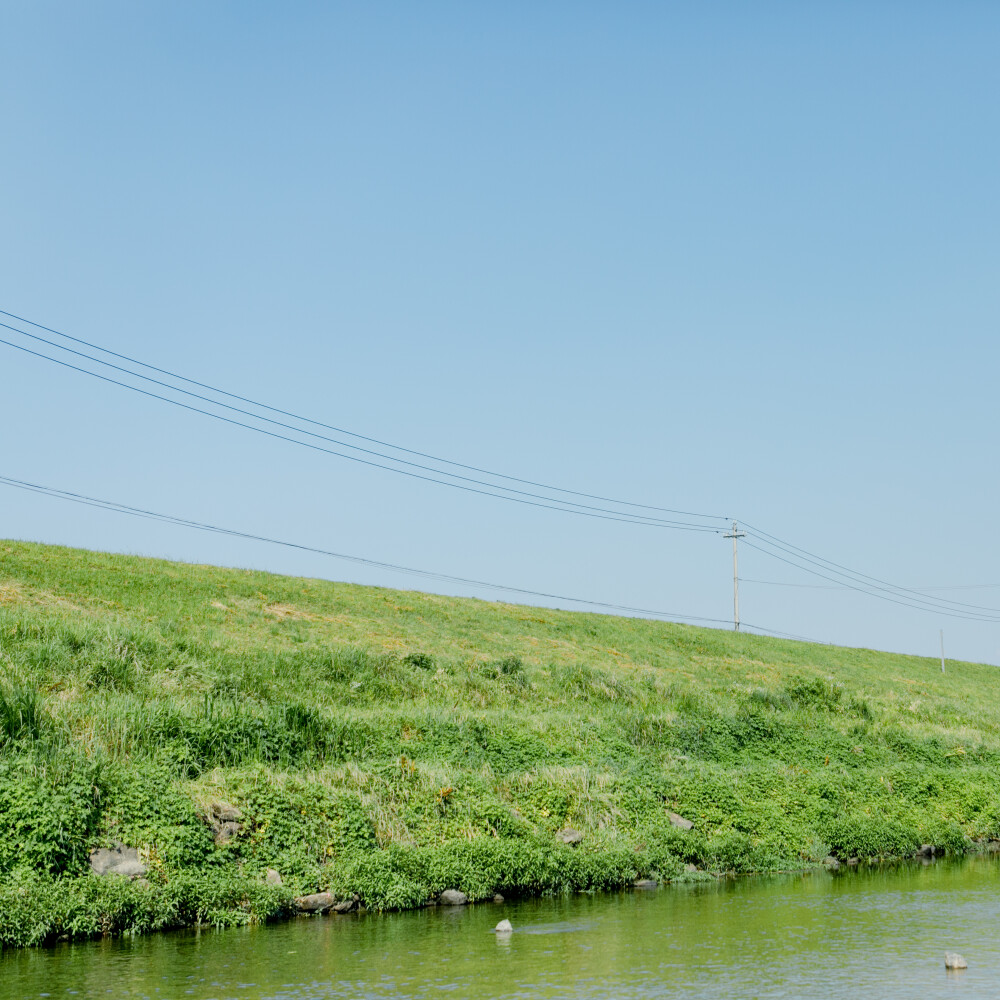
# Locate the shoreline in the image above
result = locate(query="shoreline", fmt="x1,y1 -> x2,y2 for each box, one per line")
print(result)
3,541 -> 999,951
5,842 -> 991,951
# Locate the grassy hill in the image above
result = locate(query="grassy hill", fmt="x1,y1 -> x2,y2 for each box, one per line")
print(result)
1,539 -> 998,947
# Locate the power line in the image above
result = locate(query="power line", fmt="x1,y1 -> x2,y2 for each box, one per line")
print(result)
5,325 -> 992,619
741,521 -> 1000,615
3,319 -> 713,526
0,308 -> 727,522
3,308 -> 998,627
0,472 -> 733,627
743,578 -> 1000,592
0,336 -> 721,535
741,539 -> 1000,623
743,538 -> 1000,622
741,622 -> 834,645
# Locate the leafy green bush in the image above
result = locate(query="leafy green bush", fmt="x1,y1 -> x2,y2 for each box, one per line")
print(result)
404,652 -> 435,670
917,820 -> 967,855
0,869 -> 293,948
99,761 -> 214,868
325,837 -> 644,910
703,832 -> 795,873
825,815 -> 919,860
0,753 -> 103,875
785,677 -> 843,712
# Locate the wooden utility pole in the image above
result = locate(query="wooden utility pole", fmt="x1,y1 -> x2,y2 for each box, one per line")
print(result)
723,521 -> 747,631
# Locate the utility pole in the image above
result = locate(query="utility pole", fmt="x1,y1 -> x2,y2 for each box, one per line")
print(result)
723,521 -> 746,631
940,630 -> 946,673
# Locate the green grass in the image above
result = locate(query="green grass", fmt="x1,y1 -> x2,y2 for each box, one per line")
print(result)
1,538 -> 998,947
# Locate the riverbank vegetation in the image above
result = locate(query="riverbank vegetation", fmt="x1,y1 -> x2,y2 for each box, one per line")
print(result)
1,540 -> 998,947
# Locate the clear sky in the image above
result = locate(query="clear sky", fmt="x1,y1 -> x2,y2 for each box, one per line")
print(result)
2,2 -> 998,665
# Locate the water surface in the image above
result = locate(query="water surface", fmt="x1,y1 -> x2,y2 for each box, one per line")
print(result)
6,858 -> 1000,999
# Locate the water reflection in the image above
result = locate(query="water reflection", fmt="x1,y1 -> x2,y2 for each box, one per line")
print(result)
5,858 -> 1000,999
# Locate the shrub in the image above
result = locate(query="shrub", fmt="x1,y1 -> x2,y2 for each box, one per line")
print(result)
0,753 -> 104,875
918,820 -> 967,855
825,815 -> 919,860
785,677 -> 843,712
404,652 -> 435,670
474,655 -> 528,690
99,760 -> 214,869
0,869 -> 293,948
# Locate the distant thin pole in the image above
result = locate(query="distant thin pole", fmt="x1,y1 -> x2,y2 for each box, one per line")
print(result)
940,629 -> 946,673
724,521 -> 747,631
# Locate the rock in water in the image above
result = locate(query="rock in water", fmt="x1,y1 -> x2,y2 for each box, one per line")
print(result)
89,842 -> 146,879
495,919 -> 513,933
944,952 -> 968,970
295,893 -> 335,914
439,889 -> 468,906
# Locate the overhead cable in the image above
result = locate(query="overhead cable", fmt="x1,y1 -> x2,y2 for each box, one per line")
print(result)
741,523 -> 1000,616
3,308 -> 995,625
740,622 -> 834,645
0,336 -> 721,534
743,579 -> 1000,592
0,473 -> 733,626
741,540 -> 1000,623
0,308 -> 727,522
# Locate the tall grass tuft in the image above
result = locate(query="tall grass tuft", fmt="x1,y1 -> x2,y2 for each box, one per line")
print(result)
0,684 -> 47,743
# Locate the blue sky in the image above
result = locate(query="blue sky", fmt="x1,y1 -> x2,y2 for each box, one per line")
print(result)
2,2 -> 998,664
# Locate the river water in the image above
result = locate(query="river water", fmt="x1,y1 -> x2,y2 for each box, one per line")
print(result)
6,857 -> 1000,999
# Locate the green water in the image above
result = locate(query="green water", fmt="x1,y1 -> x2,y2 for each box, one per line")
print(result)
6,858 -> 1000,999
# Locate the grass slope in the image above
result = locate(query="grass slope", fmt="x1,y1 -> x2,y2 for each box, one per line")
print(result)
1,540 -> 998,947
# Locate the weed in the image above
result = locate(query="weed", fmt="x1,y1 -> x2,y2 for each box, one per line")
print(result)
0,684 -> 48,743
0,539 -> 997,947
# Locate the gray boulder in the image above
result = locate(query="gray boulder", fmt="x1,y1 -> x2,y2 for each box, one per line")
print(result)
213,821 -> 241,845
945,952 -> 968,970
439,889 -> 468,906
206,802 -> 244,845
333,895 -> 360,914
684,863 -> 699,873
295,892 -> 335,913
211,802 -> 242,822
265,868 -> 282,886
89,842 -> 146,879
668,812 -> 694,830
557,828 -> 584,846
495,919 -> 513,933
